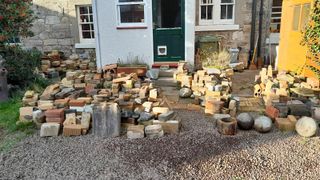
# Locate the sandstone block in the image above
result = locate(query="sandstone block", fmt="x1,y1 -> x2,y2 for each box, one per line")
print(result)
63,124 -> 82,136
275,118 -> 296,131
153,120 -> 180,134
40,123 -> 60,137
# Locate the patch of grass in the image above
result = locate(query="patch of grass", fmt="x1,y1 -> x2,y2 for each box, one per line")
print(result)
0,93 -> 36,153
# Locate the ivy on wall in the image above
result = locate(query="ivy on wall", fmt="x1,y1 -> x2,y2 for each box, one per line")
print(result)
301,0 -> 320,78
0,0 -> 35,45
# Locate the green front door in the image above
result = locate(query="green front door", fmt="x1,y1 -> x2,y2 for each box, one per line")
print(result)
153,0 -> 185,62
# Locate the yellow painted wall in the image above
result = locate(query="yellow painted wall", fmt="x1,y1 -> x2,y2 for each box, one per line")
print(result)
278,0 -> 317,77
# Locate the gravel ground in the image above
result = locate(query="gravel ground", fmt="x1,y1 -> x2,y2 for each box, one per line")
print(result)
1,109 -> 320,179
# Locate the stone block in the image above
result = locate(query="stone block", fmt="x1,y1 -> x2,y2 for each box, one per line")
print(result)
142,102 -> 153,112
93,103 -> 121,137
69,100 -> 86,107
63,113 -> 76,126
127,125 -> 145,139
149,89 -> 158,99
158,111 -> 175,121
145,124 -> 164,138
153,120 -> 180,134
288,104 -> 311,117
275,118 -> 296,131
40,123 -> 60,137
19,107 -> 34,121
152,107 -> 169,115
63,124 -> 82,137
40,84 -> 60,100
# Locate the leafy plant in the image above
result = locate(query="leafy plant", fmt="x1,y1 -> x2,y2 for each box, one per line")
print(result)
1,45 -> 42,87
200,49 -> 231,69
0,0 -> 35,44
301,0 -> 320,78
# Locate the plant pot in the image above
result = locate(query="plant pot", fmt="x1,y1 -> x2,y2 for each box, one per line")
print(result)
117,66 -> 147,77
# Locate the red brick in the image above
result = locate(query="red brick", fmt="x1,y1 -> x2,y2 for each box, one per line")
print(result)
45,109 -> 65,118
46,117 -> 65,124
265,106 -> 279,120
69,100 -> 86,107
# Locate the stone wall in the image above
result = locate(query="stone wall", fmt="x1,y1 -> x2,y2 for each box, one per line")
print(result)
22,0 -> 93,57
195,0 -> 272,67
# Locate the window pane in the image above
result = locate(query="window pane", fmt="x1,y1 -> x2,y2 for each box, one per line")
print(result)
201,6 -> 207,19
91,32 -> 95,38
221,0 -> 233,3
300,4 -> 310,30
82,24 -> 91,31
82,32 -> 91,39
119,0 -> 143,2
80,15 -> 90,23
292,5 -> 301,31
90,15 -> 94,22
79,7 -> 88,14
90,24 -> 94,30
202,0 -> 207,4
221,5 -> 227,19
227,5 -> 233,19
89,6 -> 93,13
207,5 -> 213,20
120,4 -> 145,23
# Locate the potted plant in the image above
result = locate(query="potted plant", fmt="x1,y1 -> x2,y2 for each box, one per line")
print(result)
117,55 -> 148,76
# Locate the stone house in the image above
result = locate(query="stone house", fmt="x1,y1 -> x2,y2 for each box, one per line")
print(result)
22,0 -> 283,68
22,0 -> 95,57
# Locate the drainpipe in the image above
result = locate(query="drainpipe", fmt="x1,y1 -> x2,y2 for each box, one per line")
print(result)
249,0 -> 257,66
93,0 -> 103,70
257,0 -> 264,57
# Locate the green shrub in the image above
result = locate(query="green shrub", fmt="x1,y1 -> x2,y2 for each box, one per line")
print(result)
1,46 -> 42,87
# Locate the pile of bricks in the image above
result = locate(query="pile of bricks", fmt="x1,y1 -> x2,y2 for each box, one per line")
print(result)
19,64 -> 180,138
253,65 -> 320,130
174,62 -> 237,116
40,50 -> 96,78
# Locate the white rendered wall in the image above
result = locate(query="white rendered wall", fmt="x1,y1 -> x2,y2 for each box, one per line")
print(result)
93,0 -> 154,69
94,0 -> 195,68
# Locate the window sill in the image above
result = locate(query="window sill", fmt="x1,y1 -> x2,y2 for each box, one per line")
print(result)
117,26 -> 148,30
75,43 -> 96,49
195,24 -> 240,31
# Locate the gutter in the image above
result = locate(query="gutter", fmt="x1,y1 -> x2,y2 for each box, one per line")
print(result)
249,0 -> 257,66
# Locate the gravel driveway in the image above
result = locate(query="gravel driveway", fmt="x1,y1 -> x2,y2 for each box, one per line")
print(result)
1,109 -> 320,179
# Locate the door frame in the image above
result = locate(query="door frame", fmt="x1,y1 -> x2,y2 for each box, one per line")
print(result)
152,0 -> 185,62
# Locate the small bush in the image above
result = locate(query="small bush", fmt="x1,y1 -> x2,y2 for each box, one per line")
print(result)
1,46 -> 42,87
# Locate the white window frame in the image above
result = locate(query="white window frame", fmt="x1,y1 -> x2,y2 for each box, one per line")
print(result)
116,0 -> 147,28
77,5 -> 95,44
198,0 -> 235,26
219,0 -> 235,24
199,0 -> 215,25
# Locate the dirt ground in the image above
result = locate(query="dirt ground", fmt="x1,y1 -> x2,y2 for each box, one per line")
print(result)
1,70 -> 320,179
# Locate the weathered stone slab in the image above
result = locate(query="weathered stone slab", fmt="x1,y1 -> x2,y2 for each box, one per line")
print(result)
93,103 -> 121,137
